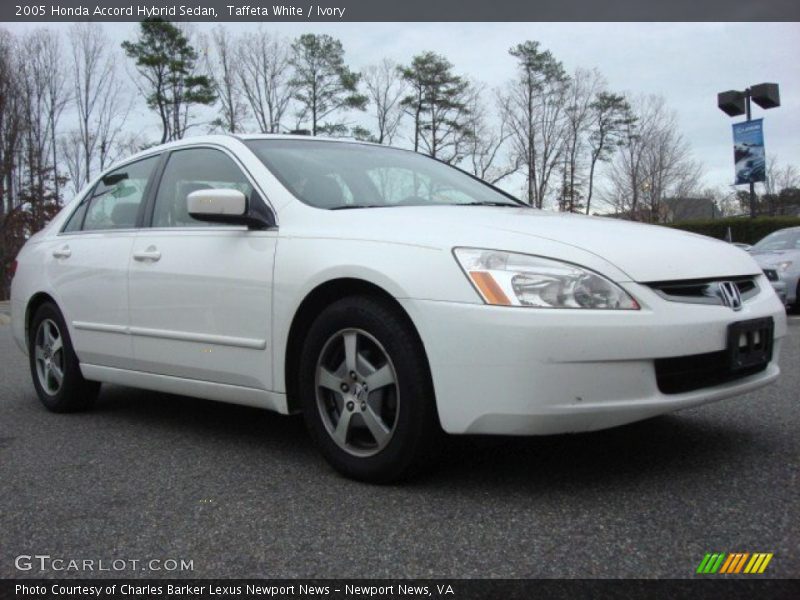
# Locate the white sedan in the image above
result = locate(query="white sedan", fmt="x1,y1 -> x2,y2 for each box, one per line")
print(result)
10,135 -> 787,482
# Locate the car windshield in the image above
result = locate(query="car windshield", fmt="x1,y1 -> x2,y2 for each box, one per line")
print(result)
245,139 -> 523,209
751,230 -> 800,253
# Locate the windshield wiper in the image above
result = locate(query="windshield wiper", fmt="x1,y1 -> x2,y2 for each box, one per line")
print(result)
458,201 -> 524,208
330,202 -> 524,209
329,204 -> 386,210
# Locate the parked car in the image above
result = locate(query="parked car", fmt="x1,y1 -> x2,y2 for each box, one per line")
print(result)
762,269 -> 788,306
10,136 -> 788,482
742,240 -> 788,305
750,227 -> 800,310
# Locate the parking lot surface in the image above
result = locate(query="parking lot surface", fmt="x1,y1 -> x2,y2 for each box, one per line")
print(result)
1,317 -> 798,578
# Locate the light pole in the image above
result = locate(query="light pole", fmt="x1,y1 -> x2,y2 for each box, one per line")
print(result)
717,83 -> 780,218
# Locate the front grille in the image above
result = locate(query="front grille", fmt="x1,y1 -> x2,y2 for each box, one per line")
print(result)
655,350 -> 767,394
763,269 -> 778,282
646,276 -> 759,306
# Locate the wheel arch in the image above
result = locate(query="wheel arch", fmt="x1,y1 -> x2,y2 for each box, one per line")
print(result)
283,278 -> 432,413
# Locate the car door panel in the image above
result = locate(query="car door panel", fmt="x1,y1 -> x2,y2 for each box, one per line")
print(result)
44,232 -> 136,368
128,229 -> 276,389
46,155 -> 160,368
127,146 -> 276,390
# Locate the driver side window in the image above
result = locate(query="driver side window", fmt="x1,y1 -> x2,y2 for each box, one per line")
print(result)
152,148 -> 254,228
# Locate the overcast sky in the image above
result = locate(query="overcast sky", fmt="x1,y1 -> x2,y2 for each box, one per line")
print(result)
12,21 -> 800,200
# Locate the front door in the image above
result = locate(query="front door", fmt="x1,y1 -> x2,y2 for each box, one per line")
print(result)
127,146 -> 276,391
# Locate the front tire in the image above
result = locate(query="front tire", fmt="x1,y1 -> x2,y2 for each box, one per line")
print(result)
28,302 -> 99,412
298,296 -> 439,483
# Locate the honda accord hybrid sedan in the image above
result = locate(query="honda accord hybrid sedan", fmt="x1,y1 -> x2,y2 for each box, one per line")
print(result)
10,135 -> 787,482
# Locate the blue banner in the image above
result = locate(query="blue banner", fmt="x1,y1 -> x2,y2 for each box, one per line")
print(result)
732,119 -> 766,184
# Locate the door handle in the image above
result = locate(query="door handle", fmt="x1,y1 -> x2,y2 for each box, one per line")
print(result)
133,246 -> 161,262
52,245 -> 71,259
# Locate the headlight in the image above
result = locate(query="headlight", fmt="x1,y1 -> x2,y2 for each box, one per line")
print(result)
453,248 -> 639,310
776,261 -> 793,272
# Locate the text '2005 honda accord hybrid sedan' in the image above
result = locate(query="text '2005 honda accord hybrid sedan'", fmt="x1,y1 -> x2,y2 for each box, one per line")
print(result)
10,136 -> 787,482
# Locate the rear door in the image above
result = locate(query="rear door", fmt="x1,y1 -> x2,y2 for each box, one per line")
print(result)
47,154 -> 160,368
127,146 -> 277,390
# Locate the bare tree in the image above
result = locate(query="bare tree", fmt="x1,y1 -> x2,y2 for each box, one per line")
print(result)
65,22 -> 130,194
501,41 -> 569,208
42,31 -> 69,207
18,29 -> 70,228
202,26 -> 247,133
761,155 -> 800,215
764,155 -> 800,196
461,85 -> 519,184
559,68 -> 604,212
237,29 -> 294,133
0,30 -> 21,217
643,126 -> 702,221
59,131 -> 87,195
361,59 -> 406,144
604,95 -> 702,222
0,29 -> 24,299
0,29 -> 66,297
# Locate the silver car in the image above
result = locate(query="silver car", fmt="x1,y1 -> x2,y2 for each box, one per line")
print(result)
751,227 -> 800,309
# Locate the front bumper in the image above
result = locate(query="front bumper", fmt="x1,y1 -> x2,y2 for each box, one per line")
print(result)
400,280 -> 787,435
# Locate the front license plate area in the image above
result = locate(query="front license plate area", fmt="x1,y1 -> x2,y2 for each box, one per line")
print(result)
727,317 -> 774,371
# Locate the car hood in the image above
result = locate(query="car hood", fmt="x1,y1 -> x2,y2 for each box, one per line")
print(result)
303,206 -> 764,282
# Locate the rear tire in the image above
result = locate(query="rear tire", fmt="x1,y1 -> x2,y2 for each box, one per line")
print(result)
28,302 -> 99,413
298,296 -> 439,483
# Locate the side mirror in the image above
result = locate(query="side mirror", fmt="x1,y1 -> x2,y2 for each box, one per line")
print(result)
187,188 -> 274,229
188,188 -> 246,216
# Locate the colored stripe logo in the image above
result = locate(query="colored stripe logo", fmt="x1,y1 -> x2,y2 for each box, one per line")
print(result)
697,552 -> 773,574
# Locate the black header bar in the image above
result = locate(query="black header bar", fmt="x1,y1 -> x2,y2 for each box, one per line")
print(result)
4,0 -> 800,22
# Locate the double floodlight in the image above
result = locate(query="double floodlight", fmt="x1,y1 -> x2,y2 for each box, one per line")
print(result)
717,83 -> 780,117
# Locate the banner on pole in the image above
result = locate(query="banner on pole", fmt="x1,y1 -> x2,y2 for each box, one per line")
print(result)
732,119 -> 766,184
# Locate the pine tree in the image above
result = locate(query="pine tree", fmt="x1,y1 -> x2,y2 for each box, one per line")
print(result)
122,19 -> 216,143
289,34 -> 366,136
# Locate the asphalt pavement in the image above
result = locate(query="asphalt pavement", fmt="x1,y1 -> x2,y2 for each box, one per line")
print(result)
0,316 -> 798,579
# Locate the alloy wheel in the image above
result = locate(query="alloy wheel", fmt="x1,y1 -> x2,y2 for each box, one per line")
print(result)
315,328 -> 400,457
34,318 -> 65,396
